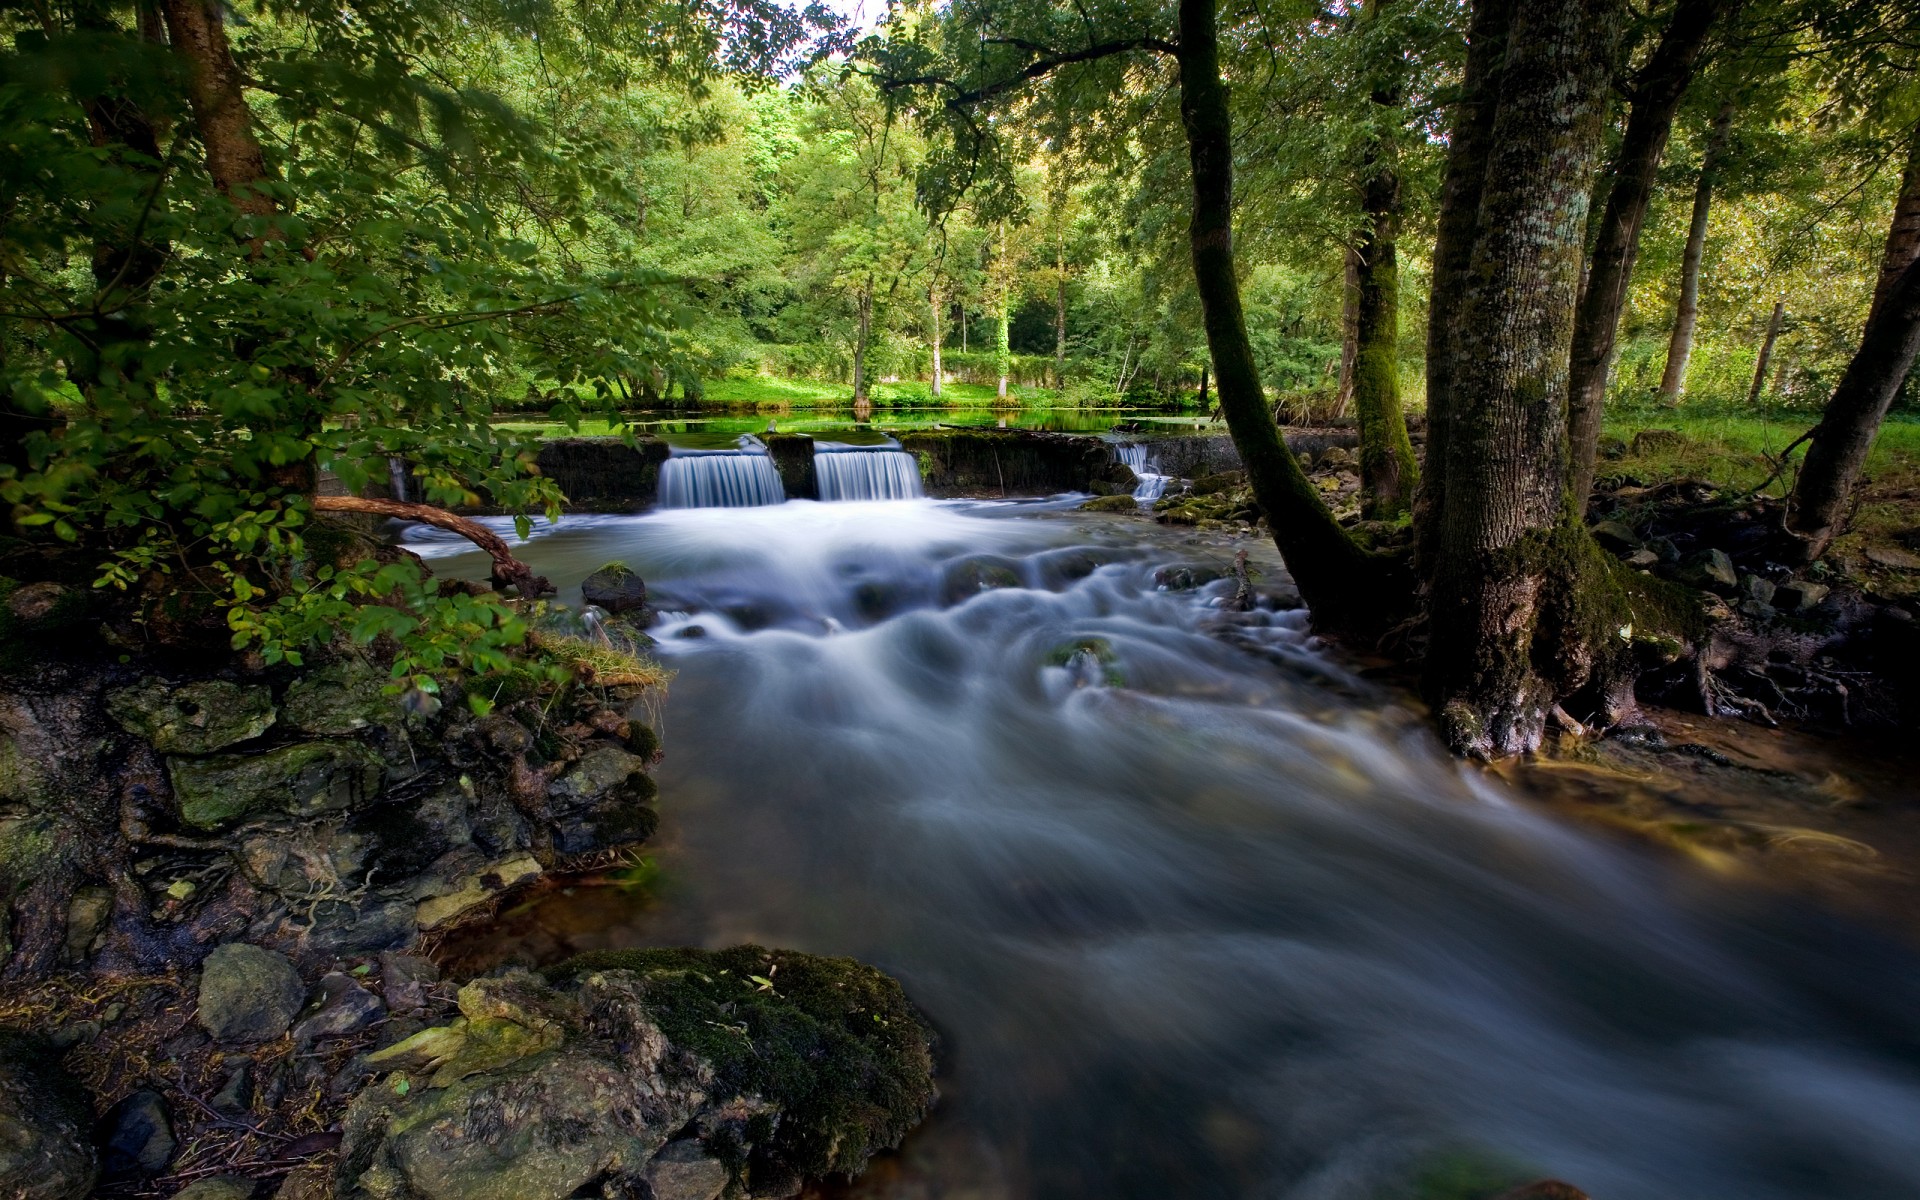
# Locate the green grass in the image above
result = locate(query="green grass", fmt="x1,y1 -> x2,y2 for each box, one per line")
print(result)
1601,405 -> 1920,494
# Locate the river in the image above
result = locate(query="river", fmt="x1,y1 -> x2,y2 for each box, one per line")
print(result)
409,497 -> 1920,1200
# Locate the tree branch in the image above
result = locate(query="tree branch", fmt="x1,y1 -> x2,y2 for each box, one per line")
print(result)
311,496 -> 553,597
873,36 -> 1178,109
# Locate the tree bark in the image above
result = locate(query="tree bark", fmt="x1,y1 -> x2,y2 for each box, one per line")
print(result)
160,0 -> 278,227
1351,0 -> 1419,519
311,497 -> 553,597
1423,0 -> 1625,757
1869,128 -> 1920,323
995,223 -> 1011,399
929,285 -> 943,399
1337,247 -> 1359,417
1658,100 -> 1734,402
1175,0 -> 1392,631
1055,265 -> 1068,389
853,277 -> 873,402
1747,299 -> 1783,405
1566,0 -> 1728,505
1416,0 -> 1517,574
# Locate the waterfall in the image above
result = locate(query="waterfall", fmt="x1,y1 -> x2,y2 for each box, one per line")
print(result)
1116,443 -> 1170,503
657,448 -> 786,508
814,446 -> 924,501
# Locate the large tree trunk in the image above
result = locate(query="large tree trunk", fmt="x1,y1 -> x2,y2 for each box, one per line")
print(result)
1416,0 -> 1517,575
1783,125 -> 1920,564
1174,0 -> 1393,632
1351,0 -> 1419,519
929,285 -> 944,399
1657,101 -> 1734,402
853,278 -> 873,403
1747,299 -> 1784,405
160,0 -> 277,226
1566,0 -> 1728,505
1423,0 -> 1626,757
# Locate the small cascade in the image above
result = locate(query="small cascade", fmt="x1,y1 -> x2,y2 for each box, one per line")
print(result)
1116,443 -> 1170,503
658,442 -> 786,508
814,445 -> 925,501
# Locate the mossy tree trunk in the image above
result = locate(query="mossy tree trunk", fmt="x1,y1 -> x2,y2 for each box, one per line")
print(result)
1175,0 -> 1395,632
1783,126 -> 1920,563
1351,0 -> 1418,520
1336,248 -> 1359,417
1422,0 -> 1632,757
1566,0 -> 1729,506
994,222 -> 1012,399
1747,300 -> 1784,405
1657,101 -> 1734,403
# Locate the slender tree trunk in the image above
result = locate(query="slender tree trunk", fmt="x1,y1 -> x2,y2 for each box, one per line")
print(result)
929,285 -> 944,399
1566,0 -> 1728,504
160,0 -> 277,227
1658,101 -> 1734,402
995,223 -> 1011,399
1174,0 -> 1390,631
1198,366 -> 1210,408
1055,260 -> 1068,390
1424,0 -> 1625,757
1351,0 -> 1419,519
1747,300 -> 1784,405
1337,247 -> 1359,417
1784,123 -> 1920,563
1417,0 -> 1517,575
853,278 -> 873,402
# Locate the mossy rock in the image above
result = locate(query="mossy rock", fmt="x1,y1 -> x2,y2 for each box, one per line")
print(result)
544,745 -> 658,857
941,555 -> 1025,605
168,741 -> 384,830
580,562 -> 650,614
0,1030 -> 97,1200
1080,494 -> 1142,513
0,579 -> 96,673
548,946 -> 938,1188
106,678 -> 277,753
1045,637 -> 1125,687
1190,470 -> 1245,496
281,659 -> 396,736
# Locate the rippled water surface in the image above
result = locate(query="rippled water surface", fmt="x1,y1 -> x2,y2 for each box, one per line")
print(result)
409,500 -> 1920,1200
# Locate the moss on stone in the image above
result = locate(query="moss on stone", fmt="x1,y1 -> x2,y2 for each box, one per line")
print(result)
168,741 -> 385,829
547,945 -> 937,1185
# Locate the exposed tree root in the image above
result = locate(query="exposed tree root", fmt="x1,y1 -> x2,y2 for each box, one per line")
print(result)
310,495 -> 553,597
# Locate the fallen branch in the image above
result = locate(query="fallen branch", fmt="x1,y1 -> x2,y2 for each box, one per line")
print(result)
311,496 -> 553,597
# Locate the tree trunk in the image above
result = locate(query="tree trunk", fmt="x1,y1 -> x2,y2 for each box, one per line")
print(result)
853,278 -> 873,402
1416,0 -> 1517,575
1175,0 -> 1392,632
311,497 -> 552,597
1351,0 -> 1419,520
995,222 -> 1011,399
1747,300 -> 1784,405
1566,0 -> 1728,504
1658,101 -> 1733,402
1423,0 -> 1626,757
1337,247 -> 1359,417
160,0 -> 277,227
929,285 -> 944,399
1055,263 -> 1068,389
1783,123 -> 1920,564
1198,366 -> 1210,408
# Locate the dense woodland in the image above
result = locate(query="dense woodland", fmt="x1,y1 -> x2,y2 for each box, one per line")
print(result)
1,0 -> 1916,757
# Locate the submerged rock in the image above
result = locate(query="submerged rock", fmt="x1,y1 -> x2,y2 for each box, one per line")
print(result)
1080,494 -> 1141,513
581,562 -> 651,614
99,1088 -> 174,1180
107,679 -> 276,753
198,943 -> 305,1043
168,741 -> 384,829
337,948 -> 936,1200
0,1033 -> 96,1200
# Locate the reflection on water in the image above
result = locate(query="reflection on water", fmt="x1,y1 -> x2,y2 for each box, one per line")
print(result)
410,502 -> 1920,1200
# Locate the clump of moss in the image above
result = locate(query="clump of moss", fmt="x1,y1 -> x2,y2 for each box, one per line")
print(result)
531,632 -> 673,690
548,945 -> 937,1186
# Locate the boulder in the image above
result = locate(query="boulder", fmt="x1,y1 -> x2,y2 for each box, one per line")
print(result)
1865,545 -> 1920,572
544,747 -> 658,858
1589,520 -> 1640,553
168,741 -> 383,829
293,972 -> 387,1047
337,948 -> 936,1200
1079,494 -> 1141,513
281,660 -> 395,736
1776,580 -> 1830,612
170,1177 -> 257,1200
580,563 -> 650,614
198,943 -> 305,1043
1684,548 -> 1738,591
1740,574 -> 1777,607
414,855 -> 543,930
0,1032 -> 96,1200
1623,549 -> 1660,569
99,1088 -> 174,1180
107,679 -> 276,754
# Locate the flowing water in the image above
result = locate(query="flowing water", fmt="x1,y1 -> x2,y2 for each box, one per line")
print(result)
408,500 -> 1920,1200
1116,442 -> 1171,503
814,445 -> 926,501
657,445 -> 787,508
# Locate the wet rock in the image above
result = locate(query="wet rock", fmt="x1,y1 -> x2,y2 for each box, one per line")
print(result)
1623,549 -> 1660,569
1685,548 -> 1738,591
212,1058 -> 254,1113
414,854 -> 543,930
61,884 -> 112,964
293,972 -> 386,1047
170,1177 -> 256,1200
1776,580 -> 1830,612
1088,461 -> 1139,496
198,943 -> 305,1043
544,746 -> 658,858
1740,574 -> 1777,608
306,899 -> 415,955
0,1032 -> 97,1199
1865,546 -> 1920,571
1590,520 -> 1639,552
380,953 -> 440,1012
1191,470 -> 1246,495
168,741 -> 384,829
281,659 -> 394,736
5,581 -> 71,622
580,562 -> 650,614
644,1139 -> 729,1200
100,1088 -> 174,1180
107,679 -> 276,753
1080,494 -> 1141,513
1154,564 -> 1226,591
338,949 -> 935,1200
